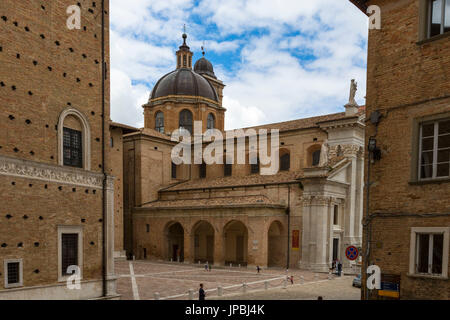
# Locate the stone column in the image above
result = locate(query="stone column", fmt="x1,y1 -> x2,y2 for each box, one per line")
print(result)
213,229 -> 224,266
312,196 -> 330,272
183,229 -> 192,263
105,175 -> 117,296
300,197 -> 311,269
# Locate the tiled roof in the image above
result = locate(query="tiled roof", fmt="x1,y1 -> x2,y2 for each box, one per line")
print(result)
141,195 -> 286,209
124,127 -> 174,141
225,112 -> 356,134
162,170 -> 302,192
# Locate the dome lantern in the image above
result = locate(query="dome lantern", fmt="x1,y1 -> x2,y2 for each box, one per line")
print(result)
176,31 -> 193,70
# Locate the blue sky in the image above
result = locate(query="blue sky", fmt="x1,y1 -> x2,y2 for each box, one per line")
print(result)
109,0 -> 368,129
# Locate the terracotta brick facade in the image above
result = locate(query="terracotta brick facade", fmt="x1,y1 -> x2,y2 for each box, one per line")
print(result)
354,0 -> 450,299
0,0 -> 117,299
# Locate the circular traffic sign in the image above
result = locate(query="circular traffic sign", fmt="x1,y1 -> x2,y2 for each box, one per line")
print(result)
345,246 -> 359,260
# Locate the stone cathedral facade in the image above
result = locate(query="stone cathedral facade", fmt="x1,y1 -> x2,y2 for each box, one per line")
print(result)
0,0 -> 365,300
120,34 -> 366,273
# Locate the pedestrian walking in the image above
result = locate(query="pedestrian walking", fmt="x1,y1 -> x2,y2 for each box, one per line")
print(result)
290,275 -> 294,285
337,261 -> 342,277
256,265 -> 261,273
199,283 -> 205,301
204,262 -> 208,271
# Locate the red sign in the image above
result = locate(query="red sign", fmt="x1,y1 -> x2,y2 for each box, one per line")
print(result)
292,230 -> 299,250
345,246 -> 359,260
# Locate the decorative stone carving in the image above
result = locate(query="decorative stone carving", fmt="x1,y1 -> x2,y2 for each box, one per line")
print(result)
0,155 -> 103,188
329,144 -> 361,158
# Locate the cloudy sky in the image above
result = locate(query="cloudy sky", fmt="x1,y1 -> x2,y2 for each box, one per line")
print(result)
109,0 -> 368,130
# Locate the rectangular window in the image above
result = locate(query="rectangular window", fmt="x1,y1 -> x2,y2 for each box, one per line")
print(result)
333,205 -> 339,225
146,224 -> 150,233
429,0 -> 450,37
410,227 -> 449,278
171,162 -> 177,179
63,127 -> 83,168
62,233 -> 78,276
199,163 -> 206,179
4,259 -> 23,288
419,119 -> 450,180
416,233 -> 444,275
224,163 -> 232,177
110,137 -> 114,148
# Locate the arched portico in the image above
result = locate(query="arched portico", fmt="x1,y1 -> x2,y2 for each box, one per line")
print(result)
164,222 -> 184,262
192,221 -> 215,264
223,220 -> 248,266
267,220 -> 285,267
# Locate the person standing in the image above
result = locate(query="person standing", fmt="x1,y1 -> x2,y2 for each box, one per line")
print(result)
256,265 -> 261,274
199,283 -> 205,300
337,261 -> 342,277
208,264 -> 211,272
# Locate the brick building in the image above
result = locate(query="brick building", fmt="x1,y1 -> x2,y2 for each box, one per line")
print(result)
122,34 -> 366,273
351,0 -> 450,299
0,1 -> 117,299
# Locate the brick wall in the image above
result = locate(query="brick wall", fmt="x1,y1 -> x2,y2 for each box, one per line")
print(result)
0,0 -> 110,295
362,0 -> 450,299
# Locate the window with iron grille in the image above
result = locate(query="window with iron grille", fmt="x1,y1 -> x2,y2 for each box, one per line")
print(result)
429,0 -> 450,37
280,153 -> 290,171
63,127 -> 82,168
155,111 -> 164,133
419,119 -> 450,180
62,233 -> 78,275
199,162 -> 206,179
7,262 -> 20,285
179,109 -> 193,134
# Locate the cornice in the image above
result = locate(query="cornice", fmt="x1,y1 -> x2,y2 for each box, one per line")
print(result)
0,154 -> 104,188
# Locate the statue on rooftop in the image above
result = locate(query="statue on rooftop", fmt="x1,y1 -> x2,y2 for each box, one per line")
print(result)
348,79 -> 358,106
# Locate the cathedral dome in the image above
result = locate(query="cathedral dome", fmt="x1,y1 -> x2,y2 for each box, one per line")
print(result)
150,68 -> 218,102
194,57 -> 217,79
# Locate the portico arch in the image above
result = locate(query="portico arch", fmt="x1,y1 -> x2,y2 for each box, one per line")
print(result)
223,220 -> 248,266
192,221 -> 215,264
164,222 -> 184,262
268,221 -> 285,267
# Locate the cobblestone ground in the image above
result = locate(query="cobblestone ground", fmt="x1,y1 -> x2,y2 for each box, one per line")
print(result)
116,260 -> 360,300
210,276 -> 361,300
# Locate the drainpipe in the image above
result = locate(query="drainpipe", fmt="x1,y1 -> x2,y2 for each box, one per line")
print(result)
286,184 -> 291,270
101,0 -> 107,298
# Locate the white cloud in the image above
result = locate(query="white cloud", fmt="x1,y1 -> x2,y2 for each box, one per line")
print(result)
109,0 -> 368,130
110,69 -> 149,127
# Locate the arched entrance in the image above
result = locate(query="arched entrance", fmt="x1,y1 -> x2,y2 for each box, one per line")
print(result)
224,220 -> 248,266
165,222 -> 184,262
268,221 -> 285,267
192,221 -> 215,264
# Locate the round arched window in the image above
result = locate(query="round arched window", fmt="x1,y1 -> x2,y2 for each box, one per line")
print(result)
155,111 -> 164,133
179,109 -> 193,134
207,113 -> 215,130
